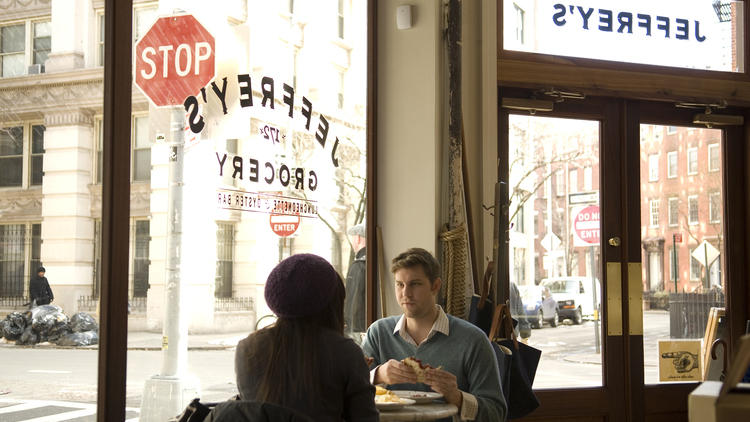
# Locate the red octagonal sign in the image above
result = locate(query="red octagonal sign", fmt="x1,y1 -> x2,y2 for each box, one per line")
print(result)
135,15 -> 215,107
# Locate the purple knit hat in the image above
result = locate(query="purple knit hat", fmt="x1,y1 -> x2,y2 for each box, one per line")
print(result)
264,253 -> 341,318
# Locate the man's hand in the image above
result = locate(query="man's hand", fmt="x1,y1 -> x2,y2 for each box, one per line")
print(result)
423,367 -> 462,410
374,359 -> 418,385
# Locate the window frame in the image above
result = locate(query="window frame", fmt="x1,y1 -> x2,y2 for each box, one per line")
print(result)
649,198 -> 660,227
687,146 -> 698,175
0,122 -> 45,189
95,115 -> 150,184
709,191 -> 722,223
648,153 -> 659,182
667,151 -> 678,179
0,18 -> 51,77
688,194 -> 699,225
708,143 -> 720,172
668,197 -> 679,227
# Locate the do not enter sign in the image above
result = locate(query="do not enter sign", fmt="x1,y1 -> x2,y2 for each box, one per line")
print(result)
135,14 -> 216,107
573,205 -> 600,247
270,214 -> 300,237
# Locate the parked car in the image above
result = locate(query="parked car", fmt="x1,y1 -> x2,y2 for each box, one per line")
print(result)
541,276 -> 601,325
518,284 -> 559,328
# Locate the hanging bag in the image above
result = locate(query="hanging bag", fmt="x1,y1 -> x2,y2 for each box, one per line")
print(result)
489,302 -> 541,419
468,262 -> 495,335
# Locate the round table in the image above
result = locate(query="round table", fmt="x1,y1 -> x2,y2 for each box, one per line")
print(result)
377,403 -> 458,421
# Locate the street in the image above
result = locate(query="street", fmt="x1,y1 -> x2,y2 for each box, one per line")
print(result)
0,311 -> 673,420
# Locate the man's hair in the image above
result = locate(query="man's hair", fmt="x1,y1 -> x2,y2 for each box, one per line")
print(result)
391,248 -> 440,283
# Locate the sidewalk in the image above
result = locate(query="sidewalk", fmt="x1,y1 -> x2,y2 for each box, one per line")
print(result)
0,331 -> 249,351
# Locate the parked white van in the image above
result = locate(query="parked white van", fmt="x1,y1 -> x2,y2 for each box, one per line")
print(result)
540,276 -> 601,324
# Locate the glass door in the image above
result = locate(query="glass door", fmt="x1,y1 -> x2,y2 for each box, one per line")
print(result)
502,91 -> 749,421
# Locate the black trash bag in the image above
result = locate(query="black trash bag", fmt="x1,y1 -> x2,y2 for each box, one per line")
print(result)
17,325 -> 39,345
1,312 -> 27,341
30,305 -> 68,340
56,330 -> 98,347
70,312 -> 98,333
46,322 -> 72,343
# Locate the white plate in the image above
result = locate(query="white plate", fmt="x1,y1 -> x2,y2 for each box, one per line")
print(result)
392,390 -> 444,404
375,397 -> 416,411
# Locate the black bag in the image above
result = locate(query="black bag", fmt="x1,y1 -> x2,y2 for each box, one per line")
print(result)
468,262 -> 494,336
489,303 -> 541,419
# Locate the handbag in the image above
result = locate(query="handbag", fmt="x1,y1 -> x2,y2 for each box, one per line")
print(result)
170,396 -> 239,422
468,262 -> 495,336
489,303 -> 541,419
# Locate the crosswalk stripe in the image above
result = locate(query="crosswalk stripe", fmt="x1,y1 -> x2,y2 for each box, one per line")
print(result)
0,399 -> 139,421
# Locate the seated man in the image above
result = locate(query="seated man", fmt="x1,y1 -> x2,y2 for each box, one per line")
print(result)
362,248 -> 507,421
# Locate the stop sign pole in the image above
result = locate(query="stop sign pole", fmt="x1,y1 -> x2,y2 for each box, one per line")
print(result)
137,15 -> 215,422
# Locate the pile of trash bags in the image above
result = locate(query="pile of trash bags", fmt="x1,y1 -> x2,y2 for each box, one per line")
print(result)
0,305 -> 98,347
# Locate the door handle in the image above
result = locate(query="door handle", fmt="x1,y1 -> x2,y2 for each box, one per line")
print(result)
608,237 -> 621,247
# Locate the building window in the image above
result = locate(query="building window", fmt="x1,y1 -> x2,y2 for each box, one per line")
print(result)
0,124 -> 45,188
134,6 -> 158,41
650,199 -> 660,227
32,21 -> 50,68
337,70 -> 345,109
513,3 -> 525,44
648,154 -> 659,182
583,166 -> 592,191
96,120 -> 103,183
708,143 -> 720,172
688,195 -> 699,225
30,125 -> 45,186
669,247 -> 678,282
687,147 -> 698,175
569,168 -> 578,193
690,249 -> 701,281
216,223 -> 235,298
133,220 -> 150,297
667,126 -> 677,135
97,13 -> 105,67
133,116 -> 151,182
668,197 -> 679,227
709,192 -> 721,223
93,219 -> 101,298
555,169 -> 564,196
1,24 -> 25,77
337,0 -> 345,39
0,223 -> 41,298
513,248 -> 526,285
514,205 -> 525,233
667,151 -> 678,179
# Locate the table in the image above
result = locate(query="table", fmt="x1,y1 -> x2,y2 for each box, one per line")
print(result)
377,403 -> 458,421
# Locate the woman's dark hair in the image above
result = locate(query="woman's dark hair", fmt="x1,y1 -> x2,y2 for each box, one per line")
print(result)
248,271 -> 346,407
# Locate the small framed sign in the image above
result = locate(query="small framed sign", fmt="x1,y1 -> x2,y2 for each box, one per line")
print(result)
658,339 -> 702,382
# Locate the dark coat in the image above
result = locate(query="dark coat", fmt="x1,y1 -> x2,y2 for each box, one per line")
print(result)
29,274 -> 54,306
343,247 -> 366,332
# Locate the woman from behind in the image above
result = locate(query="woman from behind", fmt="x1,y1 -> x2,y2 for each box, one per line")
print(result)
235,253 -> 378,422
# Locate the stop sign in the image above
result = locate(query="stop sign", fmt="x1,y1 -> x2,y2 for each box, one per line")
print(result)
270,214 -> 300,237
574,205 -> 600,246
135,15 -> 215,107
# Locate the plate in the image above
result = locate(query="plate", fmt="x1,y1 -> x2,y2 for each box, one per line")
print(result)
375,397 -> 415,411
392,390 -> 444,404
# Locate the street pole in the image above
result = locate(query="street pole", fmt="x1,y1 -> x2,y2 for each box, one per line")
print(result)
590,246 -> 600,354
703,243 -> 710,289
140,108 -> 198,422
672,234 -> 678,293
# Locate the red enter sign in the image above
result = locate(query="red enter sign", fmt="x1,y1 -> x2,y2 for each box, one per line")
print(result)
270,214 -> 300,237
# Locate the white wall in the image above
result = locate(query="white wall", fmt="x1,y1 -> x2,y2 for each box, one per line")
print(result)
376,0 -> 497,316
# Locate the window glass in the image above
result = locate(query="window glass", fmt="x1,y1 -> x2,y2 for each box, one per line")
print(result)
1,24 -> 25,77
708,143 -> 720,172
648,154 -> 659,181
132,116 -> 150,181
650,199 -> 659,227
688,147 -> 698,174
0,126 -> 23,187
31,125 -> 45,186
509,114 -> 603,389
640,124 -> 724,385
667,151 -> 677,178
503,0 -> 745,73
33,21 -> 51,66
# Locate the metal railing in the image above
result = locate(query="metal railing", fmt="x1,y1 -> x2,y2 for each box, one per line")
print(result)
669,291 -> 725,339
130,296 -> 147,314
214,296 -> 254,312
77,295 -> 98,313
0,296 -> 30,310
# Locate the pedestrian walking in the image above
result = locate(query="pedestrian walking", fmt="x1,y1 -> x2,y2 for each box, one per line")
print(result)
29,266 -> 54,307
